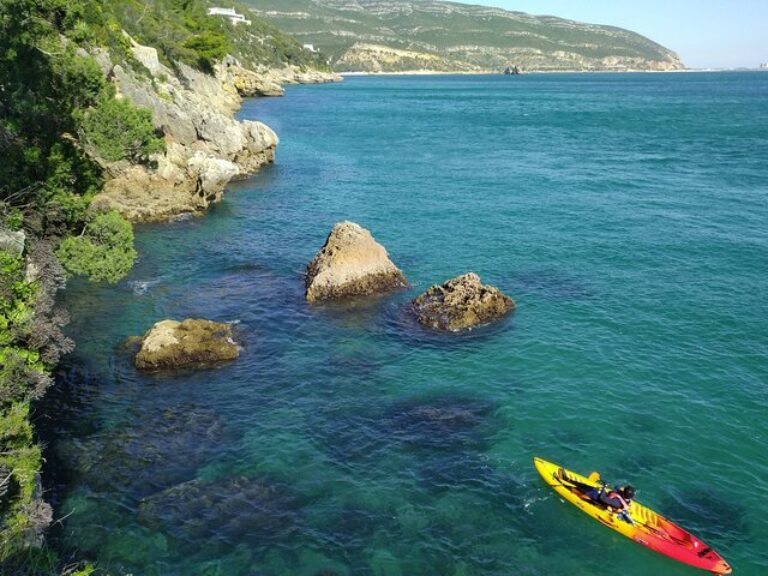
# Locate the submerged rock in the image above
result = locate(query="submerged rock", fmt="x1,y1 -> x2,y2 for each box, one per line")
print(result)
58,406 -> 231,497
412,273 -> 514,331
135,318 -> 240,370
305,221 -> 407,303
383,394 -> 496,451
138,475 -> 299,543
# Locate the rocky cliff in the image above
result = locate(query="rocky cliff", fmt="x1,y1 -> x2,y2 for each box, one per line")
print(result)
244,0 -> 684,72
90,41 -> 340,223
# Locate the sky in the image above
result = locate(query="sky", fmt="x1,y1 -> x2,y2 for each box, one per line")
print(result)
477,0 -> 768,69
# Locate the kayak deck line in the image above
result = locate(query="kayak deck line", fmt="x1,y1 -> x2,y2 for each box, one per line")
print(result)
533,457 -> 732,575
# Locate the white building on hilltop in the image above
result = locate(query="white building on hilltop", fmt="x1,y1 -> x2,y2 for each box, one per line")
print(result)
207,7 -> 251,25
302,44 -> 320,53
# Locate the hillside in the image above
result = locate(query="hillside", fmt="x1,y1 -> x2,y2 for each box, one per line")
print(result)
242,0 -> 684,72
99,0 -> 331,72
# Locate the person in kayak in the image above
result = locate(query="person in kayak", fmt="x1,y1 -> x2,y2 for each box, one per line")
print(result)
595,485 -> 636,525
556,469 -> 636,524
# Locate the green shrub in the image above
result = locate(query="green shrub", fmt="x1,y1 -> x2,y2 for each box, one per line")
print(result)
56,211 -> 137,284
77,95 -> 165,164
183,30 -> 231,72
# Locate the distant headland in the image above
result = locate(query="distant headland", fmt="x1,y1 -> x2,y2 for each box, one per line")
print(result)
243,0 -> 684,73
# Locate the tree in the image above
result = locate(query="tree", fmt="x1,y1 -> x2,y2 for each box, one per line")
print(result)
77,93 -> 165,164
55,210 -> 137,283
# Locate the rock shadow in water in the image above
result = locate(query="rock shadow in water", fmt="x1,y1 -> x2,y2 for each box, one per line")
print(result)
302,285 -> 402,332
508,269 -> 592,301
170,266 -> 307,325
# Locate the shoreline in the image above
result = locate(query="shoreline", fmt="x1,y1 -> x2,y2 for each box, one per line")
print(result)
338,68 -> 754,77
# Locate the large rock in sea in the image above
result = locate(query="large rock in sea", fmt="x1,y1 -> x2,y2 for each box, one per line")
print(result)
305,221 -> 407,303
135,319 -> 240,370
412,273 -> 515,331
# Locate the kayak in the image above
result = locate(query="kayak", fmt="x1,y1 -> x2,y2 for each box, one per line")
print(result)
533,457 -> 731,575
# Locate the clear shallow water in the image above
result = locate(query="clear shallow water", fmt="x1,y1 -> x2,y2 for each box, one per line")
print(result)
45,73 -> 768,575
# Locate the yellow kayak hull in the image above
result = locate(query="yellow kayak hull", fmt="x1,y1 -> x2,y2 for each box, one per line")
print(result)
534,457 -> 731,574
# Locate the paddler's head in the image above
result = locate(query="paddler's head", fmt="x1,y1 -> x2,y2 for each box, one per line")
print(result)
621,485 -> 636,501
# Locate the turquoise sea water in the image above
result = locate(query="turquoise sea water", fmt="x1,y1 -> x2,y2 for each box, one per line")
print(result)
45,73 -> 768,576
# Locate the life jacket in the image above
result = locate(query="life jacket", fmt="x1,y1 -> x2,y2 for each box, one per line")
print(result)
599,489 -> 629,510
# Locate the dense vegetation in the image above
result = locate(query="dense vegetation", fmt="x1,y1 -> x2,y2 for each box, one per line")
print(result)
103,0 -> 331,72
244,0 -> 683,71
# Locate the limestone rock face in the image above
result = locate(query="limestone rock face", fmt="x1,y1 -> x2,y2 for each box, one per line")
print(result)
90,42 -> 279,222
305,221 -> 407,303
135,319 -> 240,370
266,66 -> 344,85
412,273 -> 515,331
86,40 -> 340,222
0,228 -> 25,257
217,57 -> 285,97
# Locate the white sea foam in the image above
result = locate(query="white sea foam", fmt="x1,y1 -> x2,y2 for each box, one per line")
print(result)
129,277 -> 164,295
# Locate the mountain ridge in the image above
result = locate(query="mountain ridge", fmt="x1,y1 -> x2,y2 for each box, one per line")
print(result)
243,0 -> 684,72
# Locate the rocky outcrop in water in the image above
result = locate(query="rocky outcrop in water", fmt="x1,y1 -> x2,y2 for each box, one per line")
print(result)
134,319 -> 240,370
412,273 -> 514,331
305,221 -> 408,303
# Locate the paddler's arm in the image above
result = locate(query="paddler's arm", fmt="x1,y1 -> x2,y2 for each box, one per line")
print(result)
618,508 -> 635,525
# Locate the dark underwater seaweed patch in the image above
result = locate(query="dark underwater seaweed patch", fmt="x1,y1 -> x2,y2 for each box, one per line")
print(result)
138,475 -> 301,546
382,393 -> 498,452
308,504 -> 394,557
57,405 -> 236,498
381,393 -> 503,497
325,350 -> 381,382
309,405 -> 388,468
